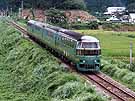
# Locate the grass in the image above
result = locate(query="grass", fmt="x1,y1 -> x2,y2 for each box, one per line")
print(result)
16,19 -> 27,28
76,30 -> 135,58
0,20 -> 107,100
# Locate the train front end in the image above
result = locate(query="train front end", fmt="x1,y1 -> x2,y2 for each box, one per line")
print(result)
76,36 -> 101,72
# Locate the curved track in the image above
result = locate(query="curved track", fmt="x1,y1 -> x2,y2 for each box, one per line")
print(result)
9,20 -> 135,101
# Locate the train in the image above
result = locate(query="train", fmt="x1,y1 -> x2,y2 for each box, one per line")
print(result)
27,20 -> 101,72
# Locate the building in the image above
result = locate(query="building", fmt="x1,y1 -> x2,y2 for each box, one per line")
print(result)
104,7 -> 126,15
129,13 -> 135,23
106,15 -> 121,22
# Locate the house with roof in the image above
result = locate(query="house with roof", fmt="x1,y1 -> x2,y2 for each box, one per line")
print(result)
106,15 -> 121,22
104,7 -> 126,15
129,13 -> 135,23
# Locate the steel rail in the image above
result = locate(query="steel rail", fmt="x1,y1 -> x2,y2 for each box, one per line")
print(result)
85,73 -> 135,101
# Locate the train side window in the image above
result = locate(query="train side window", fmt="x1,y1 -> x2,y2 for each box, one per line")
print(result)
65,38 -> 67,44
63,37 -> 65,45
43,29 -> 47,36
64,38 -> 66,45
71,40 -> 73,47
68,39 -> 70,47
70,40 -> 72,47
77,42 -> 82,48
47,30 -> 54,38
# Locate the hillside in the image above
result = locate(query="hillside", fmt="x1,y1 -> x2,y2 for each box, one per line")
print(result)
0,0 -> 86,11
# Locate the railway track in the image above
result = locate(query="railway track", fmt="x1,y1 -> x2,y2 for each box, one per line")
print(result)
8,20 -> 135,101
8,21 -> 28,36
84,72 -> 135,101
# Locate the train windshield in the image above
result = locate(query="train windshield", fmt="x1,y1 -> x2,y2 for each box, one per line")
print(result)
77,42 -> 98,48
76,42 -> 101,55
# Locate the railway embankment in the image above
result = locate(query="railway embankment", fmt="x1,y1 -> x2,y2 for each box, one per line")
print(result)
0,20 -> 107,100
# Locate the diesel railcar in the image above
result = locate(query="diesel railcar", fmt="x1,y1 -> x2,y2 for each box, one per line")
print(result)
27,20 -> 101,72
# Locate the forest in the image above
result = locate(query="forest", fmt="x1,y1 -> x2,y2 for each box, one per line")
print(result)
0,0 -> 135,12
85,0 -> 127,12
127,0 -> 135,12
0,0 -> 86,11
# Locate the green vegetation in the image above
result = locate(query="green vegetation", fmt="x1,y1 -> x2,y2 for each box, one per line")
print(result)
0,0 -> 86,11
71,21 -> 99,30
127,0 -> 135,12
76,30 -> 135,58
71,22 -> 135,31
85,0 -> 127,13
46,8 -> 68,28
85,0 -> 113,13
1,0 -> 135,15
0,21 -> 107,100
16,19 -> 27,28
102,22 -> 135,31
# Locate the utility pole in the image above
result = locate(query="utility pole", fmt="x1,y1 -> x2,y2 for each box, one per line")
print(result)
130,42 -> 133,68
21,0 -> 24,16
10,8 -> 12,16
6,6 -> 9,16
2,8 -> 4,16
19,8 -> 21,18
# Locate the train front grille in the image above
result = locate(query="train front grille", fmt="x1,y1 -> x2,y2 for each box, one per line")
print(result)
80,64 -> 95,69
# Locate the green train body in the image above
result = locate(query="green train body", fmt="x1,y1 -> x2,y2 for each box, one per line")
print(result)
27,20 -> 101,72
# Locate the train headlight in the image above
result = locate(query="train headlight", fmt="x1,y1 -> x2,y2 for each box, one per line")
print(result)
83,60 -> 86,63
95,60 -> 100,63
80,60 -> 86,63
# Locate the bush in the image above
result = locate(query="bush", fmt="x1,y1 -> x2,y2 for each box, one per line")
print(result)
130,63 -> 135,72
52,81 -> 94,99
102,64 -> 118,77
71,21 -> 99,30
127,35 -> 135,38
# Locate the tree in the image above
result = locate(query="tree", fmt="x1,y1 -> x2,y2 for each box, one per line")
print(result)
127,3 -> 135,12
46,8 -> 68,28
127,0 -> 135,12
127,0 -> 135,4
55,0 -> 86,10
85,0 -> 113,13
0,0 -> 7,9
0,0 -> 86,11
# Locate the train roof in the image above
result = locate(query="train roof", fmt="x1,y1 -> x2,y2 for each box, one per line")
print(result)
81,36 -> 99,42
28,20 -> 83,40
28,20 -> 99,42
60,30 -> 83,41
28,20 -> 48,28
